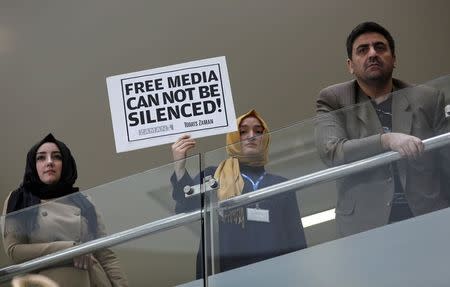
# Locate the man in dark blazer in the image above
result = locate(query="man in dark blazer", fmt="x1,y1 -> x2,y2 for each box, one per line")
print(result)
315,21 -> 450,237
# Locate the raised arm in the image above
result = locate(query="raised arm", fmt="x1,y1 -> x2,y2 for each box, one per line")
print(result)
171,134 -> 196,180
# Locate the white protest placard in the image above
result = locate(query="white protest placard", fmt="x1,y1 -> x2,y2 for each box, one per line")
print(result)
106,56 -> 237,153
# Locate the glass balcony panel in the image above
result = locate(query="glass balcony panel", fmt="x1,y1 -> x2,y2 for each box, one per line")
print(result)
1,75 -> 448,286
0,155 -> 203,286
202,76 -> 450,284
202,117 -> 322,278
205,205 -> 450,287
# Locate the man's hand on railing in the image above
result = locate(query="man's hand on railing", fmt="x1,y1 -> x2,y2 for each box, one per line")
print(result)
381,133 -> 424,159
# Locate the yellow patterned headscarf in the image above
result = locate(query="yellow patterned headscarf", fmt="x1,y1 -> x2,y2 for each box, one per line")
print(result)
214,109 -> 270,201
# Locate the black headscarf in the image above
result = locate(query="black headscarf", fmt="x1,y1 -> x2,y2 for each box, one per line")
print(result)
6,133 -> 98,239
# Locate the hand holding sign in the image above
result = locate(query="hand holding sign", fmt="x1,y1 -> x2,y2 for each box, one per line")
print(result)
172,134 -> 196,179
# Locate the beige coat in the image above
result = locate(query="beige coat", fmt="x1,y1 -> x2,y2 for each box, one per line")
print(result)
2,193 -> 128,287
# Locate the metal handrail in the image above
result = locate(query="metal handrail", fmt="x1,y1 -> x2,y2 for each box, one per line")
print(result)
219,132 -> 450,210
0,211 -> 201,282
1,132 -> 450,281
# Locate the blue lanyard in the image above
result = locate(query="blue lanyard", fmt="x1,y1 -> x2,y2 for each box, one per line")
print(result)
241,172 -> 266,191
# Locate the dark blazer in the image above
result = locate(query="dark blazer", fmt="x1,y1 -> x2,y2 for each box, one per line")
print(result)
170,166 -> 307,276
315,79 -> 450,237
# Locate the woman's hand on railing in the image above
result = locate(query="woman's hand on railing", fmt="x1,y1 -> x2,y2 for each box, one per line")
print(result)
172,134 -> 196,180
73,253 -> 95,270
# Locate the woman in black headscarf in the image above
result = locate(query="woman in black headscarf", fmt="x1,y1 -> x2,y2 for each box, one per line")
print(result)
2,134 -> 128,287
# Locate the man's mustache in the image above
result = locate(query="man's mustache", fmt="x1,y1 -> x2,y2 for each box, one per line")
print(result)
365,57 -> 382,68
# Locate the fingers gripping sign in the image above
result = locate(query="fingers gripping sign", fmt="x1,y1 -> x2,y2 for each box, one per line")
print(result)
172,134 -> 197,179
172,134 -> 196,161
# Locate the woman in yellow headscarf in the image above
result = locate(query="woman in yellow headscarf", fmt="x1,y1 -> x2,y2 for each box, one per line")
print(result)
170,109 -> 306,276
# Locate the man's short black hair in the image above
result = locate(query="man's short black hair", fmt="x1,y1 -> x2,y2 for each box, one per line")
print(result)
346,21 -> 395,59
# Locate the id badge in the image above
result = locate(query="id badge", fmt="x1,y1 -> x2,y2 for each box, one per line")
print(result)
246,208 -> 270,223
